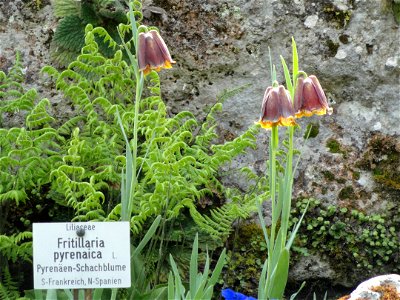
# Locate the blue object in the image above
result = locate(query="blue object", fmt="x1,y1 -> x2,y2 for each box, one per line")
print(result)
221,288 -> 257,300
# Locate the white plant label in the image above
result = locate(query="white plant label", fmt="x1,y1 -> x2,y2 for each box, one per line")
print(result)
33,222 -> 131,289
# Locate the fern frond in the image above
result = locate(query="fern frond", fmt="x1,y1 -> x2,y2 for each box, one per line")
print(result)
0,232 -> 32,263
0,189 -> 27,205
58,116 -> 85,136
26,98 -> 55,129
0,267 -> 19,300
0,88 -> 36,115
91,26 -> 118,50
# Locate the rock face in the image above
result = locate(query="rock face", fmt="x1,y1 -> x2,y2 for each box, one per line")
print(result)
1,0 -> 399,292
0,0 -> 55,84
147,0 -> 400,288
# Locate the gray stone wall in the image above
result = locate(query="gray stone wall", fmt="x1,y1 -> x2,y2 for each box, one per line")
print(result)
1,0 -> 399,290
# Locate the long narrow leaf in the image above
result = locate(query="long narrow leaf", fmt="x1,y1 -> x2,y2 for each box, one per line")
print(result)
289,281 -> 306,300
169,254 -> 184,298
133,215 -> 161,255
129,2 -> 138,55
292,37 -> 299,87
273,176 -> 284,223
209,248 -> 226,285
45,290 -> 56,300
168,272 -> 174,299
201,285 -> 214,300
269,248 -> 290,299
258,259 -> 268,299
280,56 -> 293,95
270,227 -> 283,273
193,253 -> 211,299
111,288 -> 117,300
92,288 -> 103,300
257,204 -> 270,249
63,289 -> 73,300
190,234 -> 199,299
286,200 -> 309,250
34,290 -> 44,300
117,108 -> 133,221
268,47 -> 276,84
117,26 -> 137,75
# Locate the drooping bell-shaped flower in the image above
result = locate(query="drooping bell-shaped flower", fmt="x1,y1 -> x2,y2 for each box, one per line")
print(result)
138,30 -> 176,75
294,75 -> 333,118
257,84 -> 296,129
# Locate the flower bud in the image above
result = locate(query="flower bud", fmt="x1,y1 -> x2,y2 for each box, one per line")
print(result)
138,30 -> 176,75
257,85 -> 296,129
294,75 -> 333,118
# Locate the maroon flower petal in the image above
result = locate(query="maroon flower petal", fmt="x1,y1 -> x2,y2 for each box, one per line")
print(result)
137,33 -> 147,71
302,81 -> 321,111
294,77 -> 304,113
137,30 -> 175,75
145,34 -> 166,68
278,85 -> 295,118
294,75 -> 332,118
258,85 -> 296,129
309,75 -> 329,108
150,30 -> 175,64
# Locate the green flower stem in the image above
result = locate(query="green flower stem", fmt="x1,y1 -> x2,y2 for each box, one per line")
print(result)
266,124 -> 279,289
281,125 -> 294,247
126,72 -> 143,221
281,38 -> 298,246
120,1 -> 144,222
280,38 -> 297,247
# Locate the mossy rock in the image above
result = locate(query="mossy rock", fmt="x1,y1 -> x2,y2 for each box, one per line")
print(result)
223,223 -> 267,296
323,3 -> 352,28
304,122 -> 320,139
290,198 -> 400,283
357,134 -> 400,190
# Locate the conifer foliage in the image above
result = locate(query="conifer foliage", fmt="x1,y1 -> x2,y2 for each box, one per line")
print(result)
51,0 -> 128,66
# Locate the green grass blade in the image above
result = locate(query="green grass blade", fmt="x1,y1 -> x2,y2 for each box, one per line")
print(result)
258,258 -> 268,300
201,286 -> 214,300
209,248 -> 226,285
269,248 -> 290,299
257,204 -> 270,249
268,47 -> 277,84
170,254 -> 184,298
133,215 -> 161,256
270,227 -> 283,272
34,290 -> 44,300
286,200 -> 309,250
111,288 -> 117,300
289,281 -> 306,300
193,253 -> 211,299
292,37 -> 299,87
280,55 -> 293,96
116,108 -> 133,221
45,290 -> 56,300
190,234 -> 199,299
92,288 -> 103,300
129,2 -> 138,47
168,272 -> 175,300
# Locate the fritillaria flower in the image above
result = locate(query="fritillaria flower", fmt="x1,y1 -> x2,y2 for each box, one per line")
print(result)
138,30 -> 175,75
294,75 -> 333,118
257,84 -> 296,129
